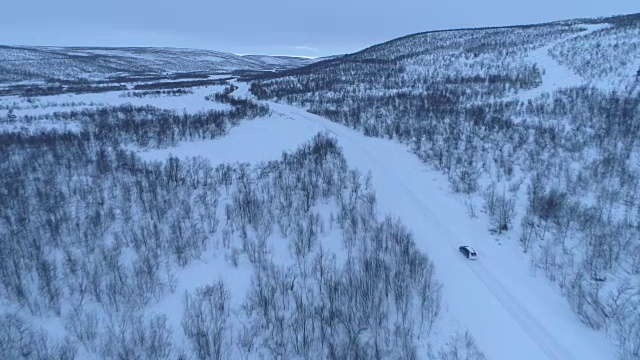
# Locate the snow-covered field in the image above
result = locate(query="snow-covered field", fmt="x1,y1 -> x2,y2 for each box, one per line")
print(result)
137,116 -> 321,166
0,84 -> 236,134
0,85 -> 231,117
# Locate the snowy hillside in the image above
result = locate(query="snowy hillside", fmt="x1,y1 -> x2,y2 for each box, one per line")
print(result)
249,12 -> 640,360
1,10 -> 640,360
0,45 -> 323,84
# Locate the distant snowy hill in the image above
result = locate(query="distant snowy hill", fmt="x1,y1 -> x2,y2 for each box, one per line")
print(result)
241,54 -> 329,68
0,45 -> 326,83
254,12 -> 640,91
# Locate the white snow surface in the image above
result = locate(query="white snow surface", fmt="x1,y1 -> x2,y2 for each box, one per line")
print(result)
0,85 -> 231,118
513,23 -> 611,102
137,116 -> 322,166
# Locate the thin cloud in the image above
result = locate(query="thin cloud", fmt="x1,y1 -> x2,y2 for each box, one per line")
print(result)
295,46 -> 319,53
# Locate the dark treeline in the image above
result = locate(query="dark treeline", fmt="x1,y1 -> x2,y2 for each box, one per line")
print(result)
4,98 -> 269,149
0,83 -> 128,97
0,77 -> 232,97
132,78 -> 231,91
119,88 -> 194,98
249,63 -> 541,105
106,71 -> 213,84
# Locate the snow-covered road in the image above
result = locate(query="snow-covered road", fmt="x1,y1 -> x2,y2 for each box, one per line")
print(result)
265,101 -> 618,360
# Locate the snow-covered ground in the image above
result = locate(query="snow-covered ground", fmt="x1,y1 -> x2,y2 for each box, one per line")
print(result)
137,116 -> 322,166
0,84 -> 231,117
509,24 -> 610,103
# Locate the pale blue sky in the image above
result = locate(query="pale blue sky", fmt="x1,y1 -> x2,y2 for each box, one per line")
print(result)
1,1 -> 637,57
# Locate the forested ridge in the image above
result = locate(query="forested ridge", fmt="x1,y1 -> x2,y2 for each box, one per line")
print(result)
247,13 -> 640,359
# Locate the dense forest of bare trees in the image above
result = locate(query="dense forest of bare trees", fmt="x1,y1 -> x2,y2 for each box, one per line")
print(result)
0,85 -> 461,359
247,17 -> 640,360
4,12 -> 638,360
